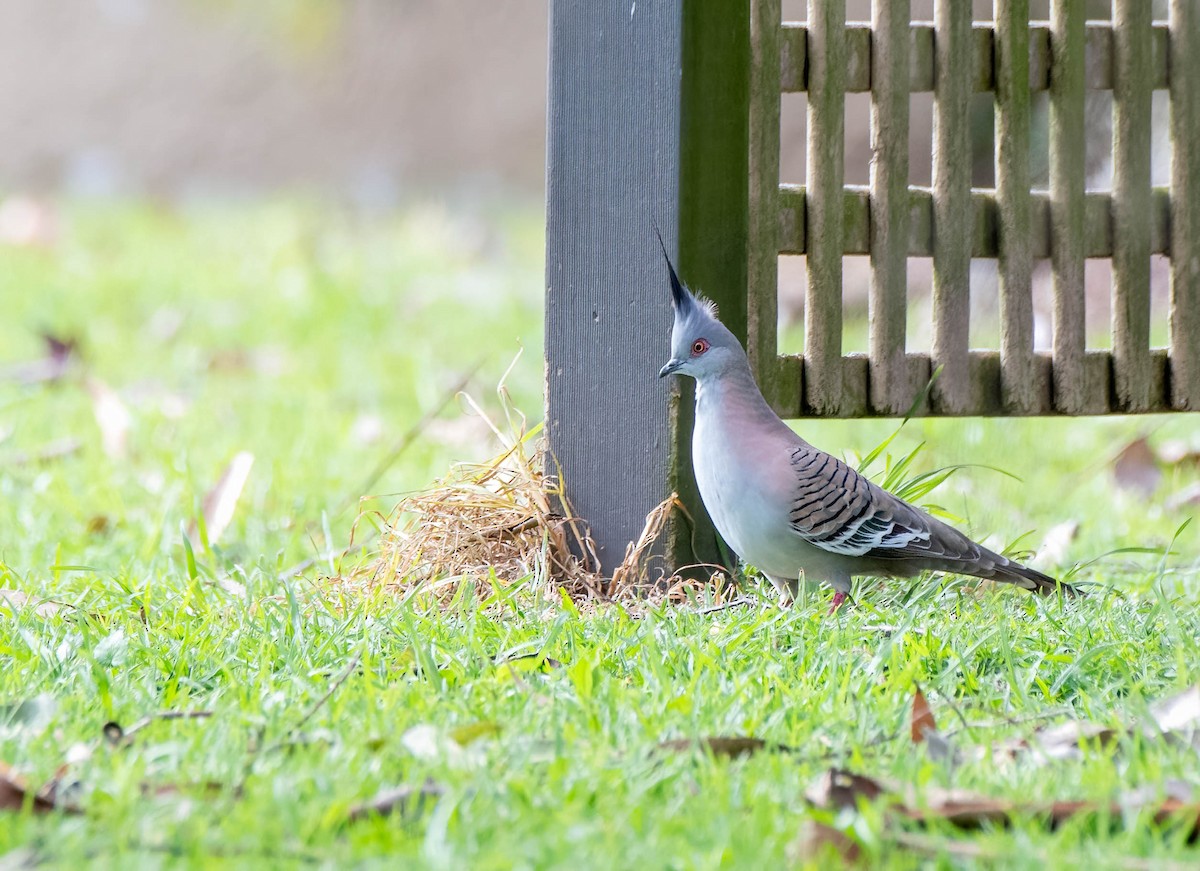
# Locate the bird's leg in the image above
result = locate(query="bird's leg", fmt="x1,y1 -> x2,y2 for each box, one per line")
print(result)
828,591 -> 848,614
763,573 -> 799,606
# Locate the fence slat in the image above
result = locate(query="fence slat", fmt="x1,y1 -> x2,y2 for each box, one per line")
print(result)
777,186 -> 1171,260
1049,0 -> 1088,414
868,0 -> 910,415
1112,0 -> 1154,412
930,0 -> 972,414
804,0 -> 846,415
995,0 -> 1036,412
779,22 -> 1170,95
748,0 -> 783,406
1170,0 -> 1200,410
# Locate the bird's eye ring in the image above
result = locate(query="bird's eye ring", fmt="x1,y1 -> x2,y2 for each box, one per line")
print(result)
691,338 -> 709,357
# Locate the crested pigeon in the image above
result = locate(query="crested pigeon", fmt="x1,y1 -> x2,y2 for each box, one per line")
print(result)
655,240 -> 1077,609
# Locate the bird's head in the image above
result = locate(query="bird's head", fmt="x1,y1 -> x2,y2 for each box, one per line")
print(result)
655,233 -> 745,383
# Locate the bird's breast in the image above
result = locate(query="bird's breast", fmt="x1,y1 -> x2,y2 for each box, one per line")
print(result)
691,402 -> 802,577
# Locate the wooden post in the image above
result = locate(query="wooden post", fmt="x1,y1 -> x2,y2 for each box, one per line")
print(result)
544,0 -> 749,575
1170,0 -> 1200,410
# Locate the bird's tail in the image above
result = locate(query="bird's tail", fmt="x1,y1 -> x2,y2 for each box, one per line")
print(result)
986,558 -> 1080,597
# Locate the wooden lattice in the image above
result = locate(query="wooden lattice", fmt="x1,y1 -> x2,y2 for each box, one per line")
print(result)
748,0 -> 1200,417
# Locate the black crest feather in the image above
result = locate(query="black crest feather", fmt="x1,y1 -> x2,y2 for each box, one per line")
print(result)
652,225 -> 691,312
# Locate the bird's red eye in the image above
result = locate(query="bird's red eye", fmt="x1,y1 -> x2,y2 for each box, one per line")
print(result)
691,338 -> 709,356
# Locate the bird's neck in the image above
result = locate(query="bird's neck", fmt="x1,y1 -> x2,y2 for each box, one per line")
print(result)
695,362 -> 781,427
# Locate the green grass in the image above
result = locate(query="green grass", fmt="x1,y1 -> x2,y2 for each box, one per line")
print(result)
1,200 -> 1199,868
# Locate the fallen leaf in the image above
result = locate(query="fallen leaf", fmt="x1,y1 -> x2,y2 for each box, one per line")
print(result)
0,334 -> 76,386
1157,439 -> 1200,468
0,196 -> 57,248
104,710 -> 215,746
805,767 -> 1200,840
0,694 -> 57,731
207,346 -> 288,376
399,724 -> 480,766
1029,719 -> 1120,762
788,820 -> 863,865
911,686 -> 937,744
1167,483 -> 1200,511
1113,437 -> 1161,497
495,652 -> 565,672
910,686 -> 954,763
449,721 -> 501,746
0,590 -> 63,619
0,846 -> 38,869
0,762 -> 77,815
991,684 -> 1200,765
347,779 -> 445,823
1150,684 -> 1200,740
142,781 -> 229,800
806,769 -> 890,810
3,438 -> 82,468
1034,520 -> 1080,568
85,377 -> 132,459
189,452 -> 254,547
350,414 -> 385,446
216,575 -> 247,598
655,736 -> 789,758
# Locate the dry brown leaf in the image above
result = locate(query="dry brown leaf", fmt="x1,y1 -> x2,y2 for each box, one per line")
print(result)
189,452 -> 254,547
0,334 -> 76,386
85,377 -> 132,459
347,779 -> 445,823
1113,437 -> 1161,497
990,684 -> 1200,765
0,762 -> 77,815
655,736 -> 788,759
806,769 -> 890,810
806,767 -> 1200,840
910,686 -> 955,763
911,686 -> 937,744
788,820 -> 863,865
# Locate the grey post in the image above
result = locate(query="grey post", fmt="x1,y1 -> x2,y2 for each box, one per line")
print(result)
544,0 -> 749,576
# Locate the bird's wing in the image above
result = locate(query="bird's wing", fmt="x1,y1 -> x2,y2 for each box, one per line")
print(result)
785,446 -> 980,563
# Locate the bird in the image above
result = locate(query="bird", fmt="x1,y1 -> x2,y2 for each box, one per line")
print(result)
654,238 -> 1078,610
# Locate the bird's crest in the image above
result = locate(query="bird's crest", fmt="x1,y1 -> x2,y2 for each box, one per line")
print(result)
652,227 -> 719,320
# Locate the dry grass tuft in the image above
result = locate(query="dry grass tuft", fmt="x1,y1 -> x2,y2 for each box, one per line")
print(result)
358,386 -> 729,610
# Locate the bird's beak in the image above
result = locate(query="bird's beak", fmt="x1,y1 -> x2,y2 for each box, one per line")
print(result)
658,358 -> 683,378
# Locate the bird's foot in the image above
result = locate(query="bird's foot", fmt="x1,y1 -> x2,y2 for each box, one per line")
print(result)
828,591 -> 849,614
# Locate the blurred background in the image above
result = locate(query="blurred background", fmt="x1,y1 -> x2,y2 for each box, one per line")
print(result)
0,0 -> 547,203
0,0 -> 1172,351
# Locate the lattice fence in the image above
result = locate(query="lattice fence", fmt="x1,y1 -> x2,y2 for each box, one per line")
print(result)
747,0 -> 1200,417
